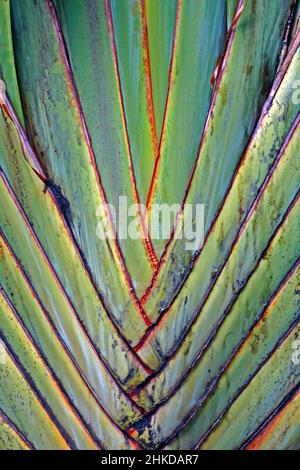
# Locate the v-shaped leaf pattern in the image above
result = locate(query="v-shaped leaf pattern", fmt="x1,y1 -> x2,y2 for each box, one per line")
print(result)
0,0 -> 299,450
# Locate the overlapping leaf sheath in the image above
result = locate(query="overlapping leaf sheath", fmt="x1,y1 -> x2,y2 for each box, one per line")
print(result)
133,106 -> 300,406
170,323 -> 300,450
130,201 -> 300,446
10,0 -> 153,329
146,0 -> 227,254
0,411 -> 30,450
135,32 -> 300,370
142,0 -> 295,315
245,390 -> 300,450
0,0 -> 299,450
144,0 -> 177,140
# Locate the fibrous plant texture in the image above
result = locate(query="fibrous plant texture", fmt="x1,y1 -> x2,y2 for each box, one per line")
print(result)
0,0 -> 299,450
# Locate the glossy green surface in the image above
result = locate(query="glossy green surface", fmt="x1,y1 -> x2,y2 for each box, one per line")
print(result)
246,390 -> 300,450
143,0 -> 295,310
0,0 -> 298,450
139,46 -> 300,368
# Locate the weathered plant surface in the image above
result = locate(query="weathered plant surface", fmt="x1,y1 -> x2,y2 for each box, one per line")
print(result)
0,0 -> 299,450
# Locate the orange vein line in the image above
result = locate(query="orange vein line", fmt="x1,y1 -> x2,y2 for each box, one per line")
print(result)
0,318 -> 71,450
210,0 -> 245,87
0,174 -> 142,447
245,389 -> 300,450
0,409 -> 33,449
48,0 -> 153,325
0,90 -> 47,184
0,285 -> 100,450
1,229 -> 147,433
1,87 -> 152,375
141,0 -> 158,160
106,0 -> 158,272
145,0 -> 181,211
138,13 -> 297,342
141,0 -> 246,305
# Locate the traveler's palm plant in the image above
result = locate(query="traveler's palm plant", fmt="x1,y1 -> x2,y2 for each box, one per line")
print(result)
0,0 -> 299,450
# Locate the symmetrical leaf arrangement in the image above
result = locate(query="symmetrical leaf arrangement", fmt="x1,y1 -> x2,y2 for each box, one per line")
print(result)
0,0 -> 299,450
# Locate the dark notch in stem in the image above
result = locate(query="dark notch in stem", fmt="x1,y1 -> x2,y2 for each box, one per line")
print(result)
140,0 -> 245,305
